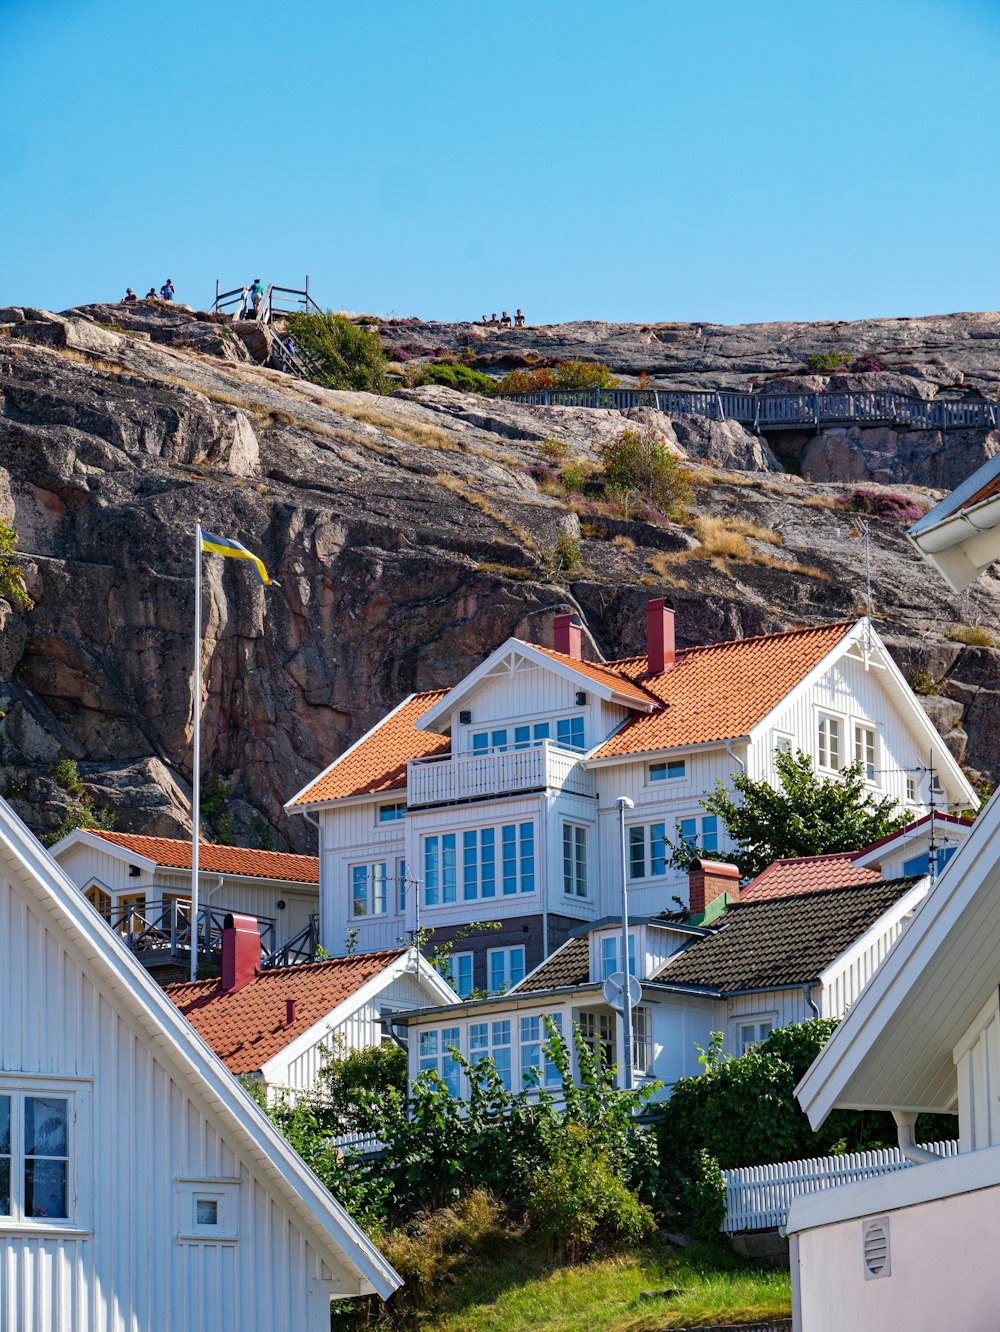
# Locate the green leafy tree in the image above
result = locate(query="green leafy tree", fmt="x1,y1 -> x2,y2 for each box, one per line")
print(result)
284,311 -> 389,393
668,747 -> 909,880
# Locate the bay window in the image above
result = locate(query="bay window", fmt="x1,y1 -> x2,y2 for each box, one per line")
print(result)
562,823 -> 588,897
425,822 -> 534,906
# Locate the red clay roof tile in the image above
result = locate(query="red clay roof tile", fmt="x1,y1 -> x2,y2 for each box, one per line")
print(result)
287,691 -> 449,808
88,831 -> 319,883
741,852 -> 880,902
165,950 -> 406,1074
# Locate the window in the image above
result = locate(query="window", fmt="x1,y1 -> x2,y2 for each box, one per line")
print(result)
905,776 -> 917,803
84,884 -> 111,920
378,802 -> 406,823
423,834 -> 457,905
555,715 -> 585,751
351,862 -> 387,916
579,1011 -> 615,1067
600,933 -> 636,981
676,815 -> 719,856
397,858 -> 407,913
649,759 -> 686,782
817,714 -> 842,770
855,725 -> 877,782
632,1007 -> 652,1075
562,823 -> 588,897
0,1092 -> 71,1222
449,952 -> 474,998
903,847 -> 957,877
425,823 -> 533,906
514,721 -> 550,749
629,823 -> 667,879
176,1179 -> 240,1241
196,1198 -> 219,1226
737,1019 -> 774,1054
418,1028 -> 461,1096
519,1013 -> 563,1087
488,946 -> 525,994
462,828 -> 496,900
470,1019 -> 512,1089
473,723 -> 551,753
472,728 -> 509,754
774,734 -> 793,756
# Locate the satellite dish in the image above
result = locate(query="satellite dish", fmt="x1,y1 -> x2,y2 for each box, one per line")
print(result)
602,971 -> 642,1010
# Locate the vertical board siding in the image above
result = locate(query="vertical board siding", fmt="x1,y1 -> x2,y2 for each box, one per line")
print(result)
0,871 -> 351,1331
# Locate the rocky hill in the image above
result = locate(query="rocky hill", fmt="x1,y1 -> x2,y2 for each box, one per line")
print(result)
1,300 -> 998,850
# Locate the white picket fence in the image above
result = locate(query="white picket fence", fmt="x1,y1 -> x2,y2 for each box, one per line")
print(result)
327,1129 -> 386,1156
721,1139 -> 960,1233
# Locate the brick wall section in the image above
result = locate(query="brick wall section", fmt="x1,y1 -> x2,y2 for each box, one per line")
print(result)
425,913 -> 580,991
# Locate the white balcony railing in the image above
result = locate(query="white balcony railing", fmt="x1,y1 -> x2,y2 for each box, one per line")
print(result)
408,740 -> 594,807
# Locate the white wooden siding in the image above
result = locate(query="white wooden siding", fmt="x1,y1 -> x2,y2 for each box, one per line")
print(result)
0,866 -> 354,1332
954,993 -> 1000,1152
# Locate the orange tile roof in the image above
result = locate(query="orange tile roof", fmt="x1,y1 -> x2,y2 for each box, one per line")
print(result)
592,621 -> 856,758
287,690 -> 450,807
531,645 -> 658,706
87,830 -> 319,884
741,852 -> 880,903
165,950 -> 406,1074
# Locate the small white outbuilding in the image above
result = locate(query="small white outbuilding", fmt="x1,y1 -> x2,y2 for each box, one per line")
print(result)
0,796 -> 400,1329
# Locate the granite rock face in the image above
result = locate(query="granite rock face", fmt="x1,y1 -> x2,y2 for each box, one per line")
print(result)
0,301 -> 998,852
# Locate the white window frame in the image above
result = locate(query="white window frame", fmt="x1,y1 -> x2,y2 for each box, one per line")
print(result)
773,732 -> 794,758
518,1013 -> 563,1089
449,951 -> 475,998
854,723 -> 878,784
488,945 -> 526,994
562,822 -> 588,898
578,1010 -> 615,1067
0,1078 -> 88,1234
675,814 -> 720,857
632,1006 -> 653,1076
396,857 -> 408,914
648,758 -> 687,785
175,1178 -> 241,1243
350,861 -> 387,917
424,822 -> 535,907
734,1016 -> 776,1055
817,712 -> 844,772
905,775 -> 917,804
417,1026 -> 462,1096
469,1018 -> 513,1089
377,801 -> 406,824
599,933 -> 636,981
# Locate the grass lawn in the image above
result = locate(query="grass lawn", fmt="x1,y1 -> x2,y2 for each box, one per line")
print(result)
422,1237 -> 791,1332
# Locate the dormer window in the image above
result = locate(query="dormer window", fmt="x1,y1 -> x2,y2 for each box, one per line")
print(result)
650,759 -> 686,782
600,933 -> 636,980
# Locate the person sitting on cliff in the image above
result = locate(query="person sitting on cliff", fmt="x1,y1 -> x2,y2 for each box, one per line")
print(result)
489,312 -> 499,327
144,287 -> 158,301
121,288 -> 138,304
500,310 -> 512,328
514,308 -> 525,327
160,279 -> 175,301
481,314 -> 489,324
251,278 -> 264,315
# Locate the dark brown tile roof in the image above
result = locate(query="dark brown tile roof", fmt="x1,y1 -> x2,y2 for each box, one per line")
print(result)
655,878 -> 922,993
511,936 -> 591,994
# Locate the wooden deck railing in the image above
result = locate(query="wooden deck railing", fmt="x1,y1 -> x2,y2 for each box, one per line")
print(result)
499,387 -> 999,432
96,901 -> 276,964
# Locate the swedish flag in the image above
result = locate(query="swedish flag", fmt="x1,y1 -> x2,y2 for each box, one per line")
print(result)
200,531 -> 280,586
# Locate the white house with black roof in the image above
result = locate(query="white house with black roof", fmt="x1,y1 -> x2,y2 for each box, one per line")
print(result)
397,862 -> 930,1100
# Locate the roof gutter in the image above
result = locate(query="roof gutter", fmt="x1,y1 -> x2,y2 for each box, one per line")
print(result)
893,1110 -> 941,1164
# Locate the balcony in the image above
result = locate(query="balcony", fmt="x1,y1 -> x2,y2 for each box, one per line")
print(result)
407,739 -> 594,808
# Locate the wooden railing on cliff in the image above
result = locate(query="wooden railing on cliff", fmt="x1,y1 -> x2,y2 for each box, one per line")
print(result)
212,279 -> 325,378
499,386 -> 1000,432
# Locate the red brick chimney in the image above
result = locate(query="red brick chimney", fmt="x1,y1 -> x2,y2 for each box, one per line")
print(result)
285,997 -> 298,1027
646,599 -> 675,674
220,913 -> 261,994
554,612 -> 582,660
688,859 -> 741,915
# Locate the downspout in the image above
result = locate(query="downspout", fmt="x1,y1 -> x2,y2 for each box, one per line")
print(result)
724,738 -> 746,773
892,1110 -> 940,1164
803,983 -> 821,1019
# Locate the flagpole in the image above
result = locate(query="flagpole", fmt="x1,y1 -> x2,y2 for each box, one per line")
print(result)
191,522 -> 202,983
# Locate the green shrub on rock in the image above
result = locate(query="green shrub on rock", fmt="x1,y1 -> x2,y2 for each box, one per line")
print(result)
285,311 -> 389,393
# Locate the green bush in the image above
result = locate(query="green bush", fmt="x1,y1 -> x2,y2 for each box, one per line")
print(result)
554,533 -> 581,573
53,758 -> 84,795
946,623 -> 998,648
805,352 -> 851,373
284,311 -> 389,394
412,363 -> 496,395
682,1149 -> 726,1240
0,520 -> 32,612
909,667 -> 940,696
596,426 -> 692,520
497,361 -> 619,394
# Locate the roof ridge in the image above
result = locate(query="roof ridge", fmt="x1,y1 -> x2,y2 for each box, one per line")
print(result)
92,830 -> 318,860
605,618 -> 857,669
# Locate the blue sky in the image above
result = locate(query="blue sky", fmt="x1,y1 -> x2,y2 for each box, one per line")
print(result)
2,0 -> 997,325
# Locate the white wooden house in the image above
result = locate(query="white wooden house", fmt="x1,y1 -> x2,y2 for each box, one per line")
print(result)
286,602 -> 974,991
166,937 -> 457,1100
0,795 -> 399,1329
788,786 -> 1000,1331
50,829 -> 319,975
399,861 -> 930,1102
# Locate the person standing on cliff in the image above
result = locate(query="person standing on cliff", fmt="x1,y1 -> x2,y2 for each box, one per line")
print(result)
251,278 -> 264,316
160,279 -> 175,301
